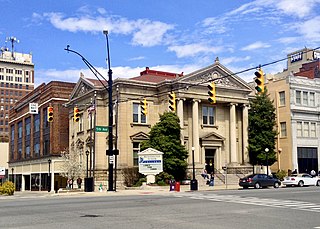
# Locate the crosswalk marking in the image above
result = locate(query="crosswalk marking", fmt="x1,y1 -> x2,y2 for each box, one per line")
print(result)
174,193 -> 320,213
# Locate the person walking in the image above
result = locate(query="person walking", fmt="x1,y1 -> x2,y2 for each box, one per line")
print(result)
77,177 -> 82,189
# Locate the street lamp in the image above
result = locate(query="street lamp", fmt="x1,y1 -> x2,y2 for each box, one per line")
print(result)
48,159 -> 52,192
190,147 -> 198,191
86,150 -> 89,178
265,148 -> 269,175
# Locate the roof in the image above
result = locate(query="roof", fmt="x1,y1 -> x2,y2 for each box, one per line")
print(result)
130,67 -> 183,83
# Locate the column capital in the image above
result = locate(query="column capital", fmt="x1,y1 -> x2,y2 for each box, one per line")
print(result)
192,99 -> 201,103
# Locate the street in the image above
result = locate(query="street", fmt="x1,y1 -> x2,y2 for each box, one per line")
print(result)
0,187 -> 320,229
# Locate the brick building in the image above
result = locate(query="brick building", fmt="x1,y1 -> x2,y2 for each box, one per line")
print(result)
0,49 -> 34,142
9,81 -> 75,191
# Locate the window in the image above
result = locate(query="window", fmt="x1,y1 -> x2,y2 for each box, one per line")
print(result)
79,115 -> 84,132
310,92 -> 315,106
297,122 -> 302,137
310,123 -> 316,137
25,118 -> 31,136
296,90 -> 301,104
34,143 -> 40,157
202,106 -> 214,125
303,122 -> 309,137
280,122 -> 287,137
279,91 -> 285,106
25,146 -> 30,158
34,114 -> 40,132
133,142 -> 140,166
18,121 -> 22,138
303,91 -> 308,105
133,103 -> 146,124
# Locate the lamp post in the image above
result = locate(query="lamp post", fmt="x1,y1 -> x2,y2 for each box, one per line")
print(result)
190,147 -> 198,191
86,150 -> 89,178
48,159 -> 51,192
265,148 -> 269,175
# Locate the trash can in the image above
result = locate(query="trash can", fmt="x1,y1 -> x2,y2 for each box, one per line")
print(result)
84,177 -> 94,192
175,182 -> 180,192
209,177 -> 214,187
190,179 -> 198,191
169,180 -> 175,191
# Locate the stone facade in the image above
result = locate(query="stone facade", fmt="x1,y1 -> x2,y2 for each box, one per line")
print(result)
68,59 -> 253,189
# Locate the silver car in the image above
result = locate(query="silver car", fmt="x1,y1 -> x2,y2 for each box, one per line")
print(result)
283,173 -> 320,187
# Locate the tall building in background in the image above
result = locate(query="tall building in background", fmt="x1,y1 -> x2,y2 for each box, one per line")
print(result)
0,37 -> 34,141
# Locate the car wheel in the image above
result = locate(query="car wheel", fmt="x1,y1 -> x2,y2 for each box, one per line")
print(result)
274,182 -> 280,188
298,181 -> 304,187
316,180 -> 320,186
254,182 -> 261,189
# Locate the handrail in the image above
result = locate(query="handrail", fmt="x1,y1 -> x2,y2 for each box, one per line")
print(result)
214,168 -> 226,184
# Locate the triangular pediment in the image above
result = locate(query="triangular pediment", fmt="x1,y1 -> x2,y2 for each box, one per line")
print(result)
178,60 -> 252,91
130,131 -> 149,141
70,73 -> 96,100
201,132 -> 225,141
139,147 -> 163,155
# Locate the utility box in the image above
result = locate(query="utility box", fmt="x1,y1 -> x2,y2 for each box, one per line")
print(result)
84,177 -> 94,192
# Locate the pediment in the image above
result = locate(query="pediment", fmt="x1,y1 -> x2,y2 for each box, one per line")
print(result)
201,132 -> 225,141
70,74 -> 96,100
130,131 -> 149,141
139,147 -> 163,155
178,61 -> 252,91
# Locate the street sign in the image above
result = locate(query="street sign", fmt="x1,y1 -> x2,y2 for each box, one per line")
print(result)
29,103 -> 38,114
95,126 -> 108,132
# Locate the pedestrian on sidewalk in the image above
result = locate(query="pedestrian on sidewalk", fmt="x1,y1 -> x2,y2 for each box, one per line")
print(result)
201,169 -> 209,180
77,177 -> 82,189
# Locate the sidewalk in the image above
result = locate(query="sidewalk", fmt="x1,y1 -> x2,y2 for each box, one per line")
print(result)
7,183 -> 240,198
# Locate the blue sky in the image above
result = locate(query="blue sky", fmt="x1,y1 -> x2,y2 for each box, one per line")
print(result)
1,0 -> 320,86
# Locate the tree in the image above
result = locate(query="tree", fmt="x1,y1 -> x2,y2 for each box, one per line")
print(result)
140,112 -> 188,181
58,148 -> 84,186
248,90 -> 277,167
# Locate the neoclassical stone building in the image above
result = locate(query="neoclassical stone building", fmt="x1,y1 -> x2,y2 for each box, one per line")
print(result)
68,58 -> 253,188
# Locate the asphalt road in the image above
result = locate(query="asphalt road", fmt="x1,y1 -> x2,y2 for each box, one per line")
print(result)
1,187 -> 320,229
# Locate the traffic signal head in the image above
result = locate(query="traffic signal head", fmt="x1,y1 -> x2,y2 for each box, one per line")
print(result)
74,107 -> 80,122
141,98 -> 148,115
47,106 -> 53,122
168,92 -> 176,112
254,68 -> 264,93
207,82 -> 216,104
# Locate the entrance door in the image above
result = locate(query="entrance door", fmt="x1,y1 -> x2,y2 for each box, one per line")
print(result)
24,175 -> 30,190
205,149 -> 216,175
297,147 -> 318,173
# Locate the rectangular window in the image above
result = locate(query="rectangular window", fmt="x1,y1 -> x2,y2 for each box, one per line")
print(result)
34,143 -> 40,157
34,114 -> 40,132
25,146 -> 30,158
310,123 -> 316,137
202,106 -> 214,125
279,91 -> 285,106
303,91 -> 308,105
303,122 -> 309,137
18,121 -> 22,138
296,90 -> 301,104
297,122 -> 302,137
25,117 -> 31,136
133,142 -> 140,166
133,103 -> 146,124
310,92 -> 315,106
79,115 -> 84,132
280,122 -> 287,137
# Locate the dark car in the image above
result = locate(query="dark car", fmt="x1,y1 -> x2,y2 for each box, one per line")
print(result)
239,174 -> 281,189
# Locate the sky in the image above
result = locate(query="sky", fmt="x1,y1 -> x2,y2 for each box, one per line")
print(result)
0,0 -> 320,86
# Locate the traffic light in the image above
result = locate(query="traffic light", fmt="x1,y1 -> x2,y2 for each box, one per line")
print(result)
141,98 -> 147,115
47,106 -> 53,122
207,82 -> 216,104
74,107 -> 80,122
168,92 -> 176,112
255,68 -> 264,93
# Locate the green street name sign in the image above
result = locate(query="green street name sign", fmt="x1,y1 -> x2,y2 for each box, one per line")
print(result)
95,126 -> 109,132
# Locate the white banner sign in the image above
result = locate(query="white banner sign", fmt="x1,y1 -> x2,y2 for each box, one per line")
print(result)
29,103 -> 39,114
138,154 -> 163,175
0,167 -> 5,176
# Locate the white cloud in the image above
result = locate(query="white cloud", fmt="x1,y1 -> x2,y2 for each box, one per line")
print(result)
275,0 -> 320,18
241,41 -> 271,51
39,12 -> 174,47
277,37 -> 300,44
168,43 -> 223,58
128,56 -> 145,61
294,16 -> 320,41
221,56 -> 251,65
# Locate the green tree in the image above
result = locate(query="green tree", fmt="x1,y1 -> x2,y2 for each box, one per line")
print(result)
248,90 -> 277,167
140,112 -> 188,181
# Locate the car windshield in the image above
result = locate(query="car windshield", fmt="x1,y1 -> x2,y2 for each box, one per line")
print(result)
290,174 -> 298,177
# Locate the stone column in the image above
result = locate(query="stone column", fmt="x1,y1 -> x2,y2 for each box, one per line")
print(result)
242,104 -> 249,163
229,103 -> 238,164
177,98 -> 184,144
192,100 -> 200,162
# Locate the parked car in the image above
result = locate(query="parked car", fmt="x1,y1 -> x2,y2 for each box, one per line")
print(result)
282,173 -> 320,187
239,174 -> 281,189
